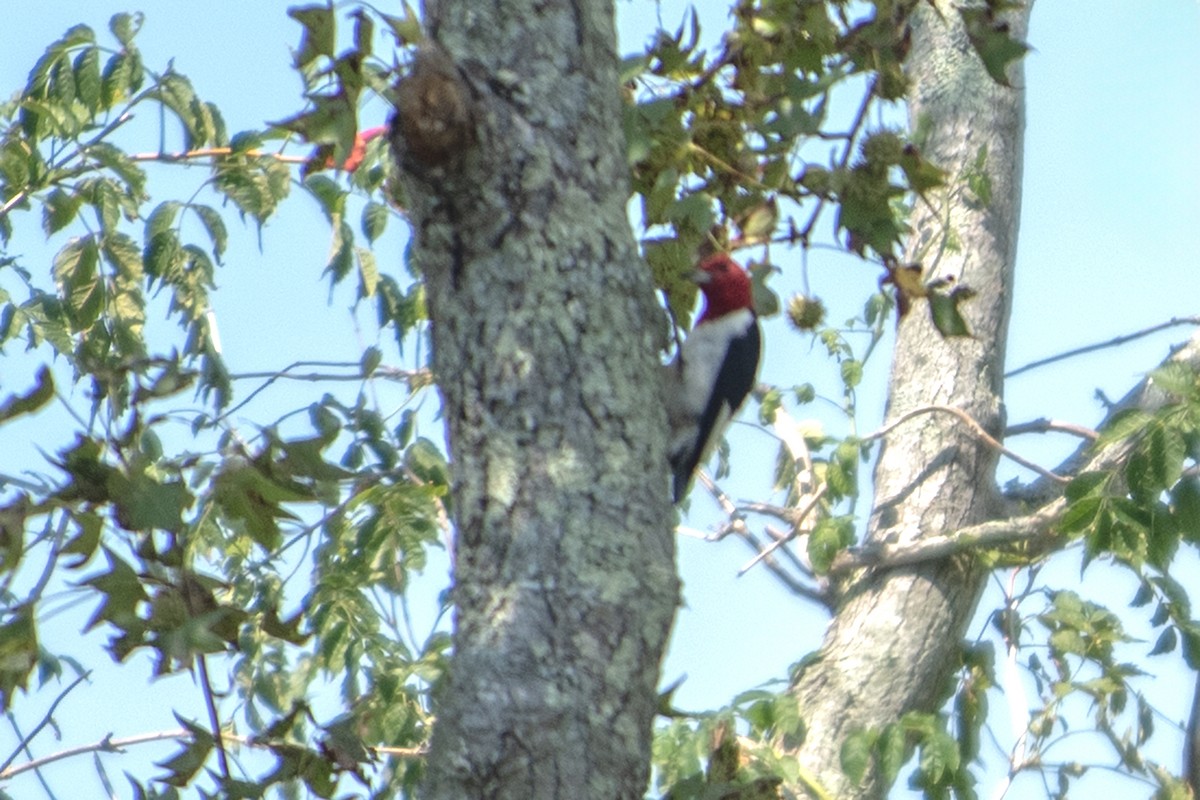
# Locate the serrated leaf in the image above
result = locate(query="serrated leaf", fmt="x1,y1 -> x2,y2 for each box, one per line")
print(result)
191,204 -> 227,262
100,51 -> 133,108
49,54 -> 77,106
144,230 -> 182,281
86,141 -> 146,195
356,247 -> 379,299
73,48 -> 102,112
43,188 -> 82,235
150,73 -> 200,149
145,200 -> 182,241
109,12 -> 143,48
361,200 -> 388,243
303,174 -> 345,221
877,723 -> 908,785
840,729 -> 874,784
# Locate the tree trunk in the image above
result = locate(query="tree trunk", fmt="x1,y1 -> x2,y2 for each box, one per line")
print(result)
791,2 -> 1033,797
392,2 -> 679,798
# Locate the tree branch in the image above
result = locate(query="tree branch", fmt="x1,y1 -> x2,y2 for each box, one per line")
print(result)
0,729 -> 189,780
0,671 -> 91,775
827,500 -> 1066,574
862,403 -> 1068,484
694,472 -> 829,605
1006,316 -> 1200,379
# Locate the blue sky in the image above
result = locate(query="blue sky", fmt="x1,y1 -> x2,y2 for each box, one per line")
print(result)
2,1 -> 1200,798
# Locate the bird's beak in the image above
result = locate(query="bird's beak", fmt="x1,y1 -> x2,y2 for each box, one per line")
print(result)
690,269 -> 711,284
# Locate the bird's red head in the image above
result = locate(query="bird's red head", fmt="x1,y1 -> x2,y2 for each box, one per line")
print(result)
695,253 -> 753,323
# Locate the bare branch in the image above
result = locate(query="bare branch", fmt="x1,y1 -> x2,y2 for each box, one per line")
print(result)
864,404 -> 1068,484
1005,418 -> 1098,441
0,671 -> 91,775
828,500 -> 1066,574
693,472 -> 830,606
196,655 -> 230,780
0,729 -> 188,780
738,484 -> 828,575
1006,316 -> 1200,379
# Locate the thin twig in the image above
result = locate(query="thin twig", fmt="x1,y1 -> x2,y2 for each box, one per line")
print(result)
738,484 -> 828,575
0,672 -> 91,775
196,655 -> 230,780
1004,418 -> 1098,441
1006,316 -> 1200,378
2,730 -> 185,780
863,404 -> 1068,484
693,473 -> 829,605
797,78 -> 876,246
127,147 -> 307,165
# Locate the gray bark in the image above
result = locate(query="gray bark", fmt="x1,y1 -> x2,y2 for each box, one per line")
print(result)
393,2 -> 679,798
791,2 -> 1033,797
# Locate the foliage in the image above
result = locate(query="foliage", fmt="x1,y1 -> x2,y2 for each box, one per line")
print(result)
1,2 -> 1197,800
0,7 -> 442,797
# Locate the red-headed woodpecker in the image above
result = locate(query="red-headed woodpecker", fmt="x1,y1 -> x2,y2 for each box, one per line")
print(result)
667,253 -> 762,503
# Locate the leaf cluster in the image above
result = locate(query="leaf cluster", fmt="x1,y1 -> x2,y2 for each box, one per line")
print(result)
0,8 -> 445,797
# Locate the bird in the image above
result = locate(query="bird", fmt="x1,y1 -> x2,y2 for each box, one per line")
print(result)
666,253 -> 762,503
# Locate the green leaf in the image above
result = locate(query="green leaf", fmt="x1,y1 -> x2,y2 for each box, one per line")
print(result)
81,547 -> 149,633
107,471 -> 191,533
840,359 -> 863,390
1149,362 -> 1199,399
325,220 -> 354,284
406,437 -> 450,489
928,290 -> 972,338
155,715 -> 214,787
0,367 -> 54,423
352,9 -> 374,56
356,247 -> 379,299
0,605 -> 38,711
1058,496 -> 1103,536
361,200 -> 388,243
149,73 -> 201,149
304,174 -> 345,222
73,47 -> 102,112
808,516 -> 852,574
144,230 -> 182,282
1175,478 -> 1200,543
109,12 -> 143,48
86,142 -> 146,196
102,232 -> 143,281
191,204 -> 228,262
1149,626 -> 1177,656
42,188 -> 83,235
289,3 -> 336,68
145,200 -> 182,241
380,6 -> 423,47
100,51 -> 135,109
840,729 -> 875,784
876,723 -> 908,786
959,6 -> 1031,87
0,497 -> 30,575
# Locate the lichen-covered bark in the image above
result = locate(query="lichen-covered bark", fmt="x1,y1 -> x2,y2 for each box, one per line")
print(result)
791,3 -> 1033,797
393,2 -> 679,798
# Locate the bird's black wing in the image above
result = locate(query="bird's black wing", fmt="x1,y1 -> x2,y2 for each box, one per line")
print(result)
672,319 -> 761,502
